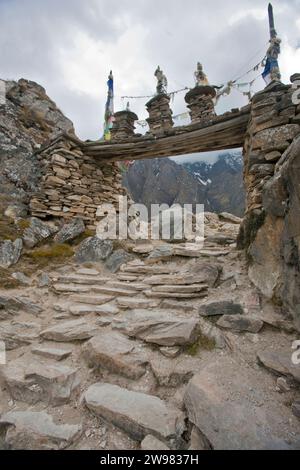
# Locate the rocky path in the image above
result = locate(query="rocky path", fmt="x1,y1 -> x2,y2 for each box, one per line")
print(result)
0,218 -> 300,450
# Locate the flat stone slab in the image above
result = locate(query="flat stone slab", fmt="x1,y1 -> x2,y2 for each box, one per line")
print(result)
53,284 -> 91,294
56,275 -> 108,285
93,303 -> 120,315
91,286 -> 139,297
83,331 -> 148,379
152,284 -> 207,294
184,357 -> 300,450
107,281 -> 148,291
257,350 -> 300,383
145,290 -> 207,299
0,321 -> 41,350
116,297 -> 160,310
31,346 -> 73,361
121,262 -> 176,275
0,356 -> 80,406
70,294 -> 114,305
0,411 -> 82,450
41,319 -> 98,342
113,309 -> 199,347
69,304 -> 115,316
199,301 -> 244,317
84,383 -> 185,442
217,315 -> 264,333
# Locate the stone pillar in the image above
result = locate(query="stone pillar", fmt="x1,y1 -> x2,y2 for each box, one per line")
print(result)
146,94 -> 173,137
110,110 -> 138,141
185,86 -> 216,124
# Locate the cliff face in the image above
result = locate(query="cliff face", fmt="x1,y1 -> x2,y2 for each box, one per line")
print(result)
0,79 -> 74,214
124,153 -> 245,216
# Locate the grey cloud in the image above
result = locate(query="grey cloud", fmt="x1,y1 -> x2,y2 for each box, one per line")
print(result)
0,0 -> 299,141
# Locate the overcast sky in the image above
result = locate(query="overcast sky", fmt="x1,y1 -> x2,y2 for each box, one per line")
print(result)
0,0 -> 299,144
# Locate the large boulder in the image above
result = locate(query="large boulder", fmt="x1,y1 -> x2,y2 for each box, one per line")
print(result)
184,357 -> 299,450
84,382 -> 185,443
113,309 -> 199,347
0,356 -> 80,406
0,239 -> 22,268
22,218 -> 57,248
75,237 -> 113,263
105,249 -> 134,273
82,331 -> 148,380
54,218 -> 85,244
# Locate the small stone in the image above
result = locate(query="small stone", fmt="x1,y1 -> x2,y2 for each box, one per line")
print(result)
11,272 -> 32,285
291,402 -> 300,419
160,346 -> 181,358
276,377 -> 291,393
37,273 -> 51,288
217,315 -> 264,334
199,301 -> 244,317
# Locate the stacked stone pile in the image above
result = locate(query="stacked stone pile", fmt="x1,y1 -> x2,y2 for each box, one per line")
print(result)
111,110 -> 138,141
185,86 -> 216,124
29,138 -> 127,230
146,94 -> 174,137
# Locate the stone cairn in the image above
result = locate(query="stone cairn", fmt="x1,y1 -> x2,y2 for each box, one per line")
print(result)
110,108 -> 138,141
185,86 -> 216,124
146,94 -> 174,137
243,75 -> 300,215
30,138 -> 127,231
185,63 -> 216,124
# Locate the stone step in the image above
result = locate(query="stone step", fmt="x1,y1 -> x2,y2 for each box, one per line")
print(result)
0,355 -> 80,406
31,346 -> 73,361
112,309 -> 199,347
143,274 -> 208,286
116,297 -> 160,310
41,319 -> 98,342
55,275 -> 109,285
82,331 -> 148,380
70,294 -> 114,305
145,290 -> 207,299
90,286 -> 139,297
106,281 -> 148,291
117,274 -> 139,282
84,383 -> 185,443
121,263 -> 177,275
69,303 -> 119,316
53,284 -> 91,294
76,268 -> 100,276
151,284 -> 208,294
0,411 -> 82,450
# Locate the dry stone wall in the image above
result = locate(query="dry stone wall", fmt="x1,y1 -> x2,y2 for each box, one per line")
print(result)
29,138 -> 127,230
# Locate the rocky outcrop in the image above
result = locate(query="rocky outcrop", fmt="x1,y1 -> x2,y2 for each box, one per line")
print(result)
238,79 -> 300,330
0,79 -> 74,211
